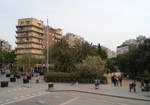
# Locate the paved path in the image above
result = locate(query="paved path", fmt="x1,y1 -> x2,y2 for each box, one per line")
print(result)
0,74 -> 150,104
0,75 -> 48,105
6,92 -> 150,105
50,83 -> 150,101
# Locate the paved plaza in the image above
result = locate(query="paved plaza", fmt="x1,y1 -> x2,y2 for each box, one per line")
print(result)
0,75 -> 150,105
2,92 -> 150,105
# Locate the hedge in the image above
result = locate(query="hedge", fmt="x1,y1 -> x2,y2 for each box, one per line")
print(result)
136,76 -> 150,83
44,72 -> 107,84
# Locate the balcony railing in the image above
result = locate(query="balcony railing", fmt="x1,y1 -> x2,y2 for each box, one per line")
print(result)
16,28 -> 43,34
16,34 -> 43,39
16,46 -> 43,49
16,40 -> 42,44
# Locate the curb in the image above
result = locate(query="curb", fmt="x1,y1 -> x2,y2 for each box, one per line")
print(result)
47,89 -> 150,102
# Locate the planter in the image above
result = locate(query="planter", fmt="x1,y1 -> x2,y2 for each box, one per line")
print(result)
39,72 -> 44,75
1,81 -> 9,87
6,74 -> 10,77
16,75 -> 21,79
27,76 -> 31,80
23,79 -> 29,84
10,77 -> 16,82
48,83 -> 54,89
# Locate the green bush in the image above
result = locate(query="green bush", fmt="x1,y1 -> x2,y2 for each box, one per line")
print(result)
44,71 -> 107,84
136,76 -> 150,83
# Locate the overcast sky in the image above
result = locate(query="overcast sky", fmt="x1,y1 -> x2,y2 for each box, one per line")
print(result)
0,0 -> 150,51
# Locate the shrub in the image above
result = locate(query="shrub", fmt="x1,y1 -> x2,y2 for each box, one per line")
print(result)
136,76 -> 150,83
44,71 -> 107,84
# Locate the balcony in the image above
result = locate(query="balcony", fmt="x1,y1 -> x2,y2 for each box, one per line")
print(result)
16,40 -> 43,45
16,46 -> 43,50
16,34 -> 43,39
16,23 -> 43,29
16,52 -> 44,55
16,28 -> 43,34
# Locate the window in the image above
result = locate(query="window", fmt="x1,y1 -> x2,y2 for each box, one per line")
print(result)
20,21 -> 24,25
26,21 -> 30,24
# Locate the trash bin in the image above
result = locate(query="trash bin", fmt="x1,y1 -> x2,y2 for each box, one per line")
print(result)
27,76 -> 31,80
10,77 -> 16,82
1,81 -> 9,87
6,74 -> 10,77
23,79 -> 29,84
48,83 -> 54,89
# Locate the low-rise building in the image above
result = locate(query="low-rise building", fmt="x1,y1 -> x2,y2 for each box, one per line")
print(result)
43,26 -> 63,48
63,33 -> 84,46
0,39 -> 11,51
116,35 -> 146,55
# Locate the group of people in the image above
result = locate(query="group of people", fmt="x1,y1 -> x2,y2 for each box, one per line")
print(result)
111,75 -> 123,87
141,80 -> 150,92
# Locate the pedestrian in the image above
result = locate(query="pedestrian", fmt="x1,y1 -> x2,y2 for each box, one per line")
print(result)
118,75 -> 123,87
115,76 -> 119,86
141,80 -> 145,88
94,79 -> 100,89
129,80 -> 136,92
71,79 -> 76,86
111,75 -> 116,86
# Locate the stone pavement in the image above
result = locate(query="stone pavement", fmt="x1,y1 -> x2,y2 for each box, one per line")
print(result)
49,83 -> 150,101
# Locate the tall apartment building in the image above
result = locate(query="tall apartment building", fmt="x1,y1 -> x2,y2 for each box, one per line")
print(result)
63,33 -> 84,46
0,39 -> 11,51
16,18 -> 44,59
43,26 -> 63,48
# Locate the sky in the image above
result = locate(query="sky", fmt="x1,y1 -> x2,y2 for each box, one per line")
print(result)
0,0 -> 150,51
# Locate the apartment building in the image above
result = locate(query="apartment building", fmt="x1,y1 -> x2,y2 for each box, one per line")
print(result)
116,35 -> 146,55
43,26 -> 63,48
0,39 -> 11,51
63,33 -> 84,46
16,18 -> 44,59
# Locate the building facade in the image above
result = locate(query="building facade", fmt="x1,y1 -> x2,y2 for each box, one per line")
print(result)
63,33 -> 84,46
43,26 -> 63,48
116,35 -> 146,55
0,39 -> 11,51
16,18 -> 44,59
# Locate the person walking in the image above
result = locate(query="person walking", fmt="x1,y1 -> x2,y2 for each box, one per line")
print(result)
129,80 -> 136,92
119,75 -> 123,87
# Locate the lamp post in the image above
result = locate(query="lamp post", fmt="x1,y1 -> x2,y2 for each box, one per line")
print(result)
46,19 -> 49,72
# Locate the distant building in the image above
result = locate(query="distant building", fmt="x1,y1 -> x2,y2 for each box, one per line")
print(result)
117,45 -> 129,55
0,39 -> 11,51
63,33 -> 84,46
101,46 -> 116,58
117,35 -> 146,55
43,26 -> 63,48
16,18 -> 44,59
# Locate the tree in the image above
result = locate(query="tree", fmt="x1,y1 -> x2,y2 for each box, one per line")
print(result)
97,44 -> 108,60
76,56 -> 106,79
116,38 -> 150,76
46,39 -> 75,72
72,41 -> 97,63
0,50 -> 16,69
16,53 -> 37,72
106,57 -> 118,73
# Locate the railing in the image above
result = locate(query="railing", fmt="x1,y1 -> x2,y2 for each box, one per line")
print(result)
17,46 -> 43,49
16,40 -> 42,44
16,28 -> 43,34
16,34 -> 43,39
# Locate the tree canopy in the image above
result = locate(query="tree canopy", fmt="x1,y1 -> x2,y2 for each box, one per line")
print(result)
116,38 -> 150,76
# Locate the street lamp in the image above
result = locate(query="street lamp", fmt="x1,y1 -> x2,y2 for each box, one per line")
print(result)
46,19 -> 49,72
